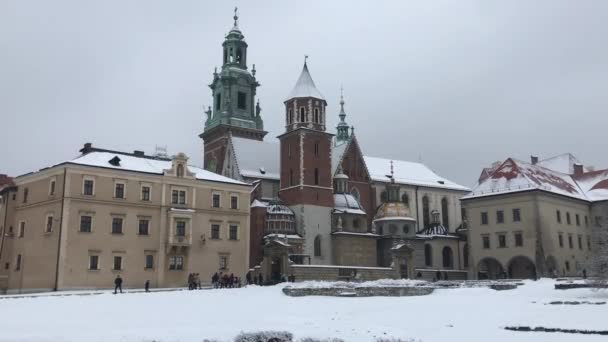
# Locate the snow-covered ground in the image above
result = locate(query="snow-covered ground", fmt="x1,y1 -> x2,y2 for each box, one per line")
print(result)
0,279 -> 606,341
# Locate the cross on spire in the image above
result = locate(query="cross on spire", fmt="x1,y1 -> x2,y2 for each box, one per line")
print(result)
304,55 -> 308,65
390,160 -> 395,183
233,7 -> 238,26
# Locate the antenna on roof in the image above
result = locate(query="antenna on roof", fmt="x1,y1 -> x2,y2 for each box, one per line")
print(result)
154,145 -> 169,159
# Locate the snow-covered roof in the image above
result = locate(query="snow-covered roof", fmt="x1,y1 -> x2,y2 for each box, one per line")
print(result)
331,141 -> 348,173
364,156 -> 470,191
331,231 -> 379,237
231,137 -> 280,180
463,157 -> 608,202
65,151 -> 247,185
334,193 -> 365,213
537,153 -> 588,175
286,63 -> 325,101
264,233 -> 303,240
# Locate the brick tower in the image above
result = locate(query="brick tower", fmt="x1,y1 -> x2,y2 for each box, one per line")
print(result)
278,59 -> 334,264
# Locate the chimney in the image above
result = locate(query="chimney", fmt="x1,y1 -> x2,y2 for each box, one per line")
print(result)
80,142 -> 93,154
573,163 -> 584,177
133,150 -> 145,157
531,155 -> 538,165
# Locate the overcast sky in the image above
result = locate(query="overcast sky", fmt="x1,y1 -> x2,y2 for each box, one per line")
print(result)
1,0 -> 607,187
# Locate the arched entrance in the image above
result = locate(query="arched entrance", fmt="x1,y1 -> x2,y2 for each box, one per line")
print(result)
271,257 -> 282,283
477,258 -> 504,280
508,256 -> 537,279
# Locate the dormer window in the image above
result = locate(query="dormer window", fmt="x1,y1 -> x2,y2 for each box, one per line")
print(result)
177,164 -> 184,178
109,156 -> 121,166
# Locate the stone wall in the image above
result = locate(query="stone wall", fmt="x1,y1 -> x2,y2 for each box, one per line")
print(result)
289,264 -> 396,282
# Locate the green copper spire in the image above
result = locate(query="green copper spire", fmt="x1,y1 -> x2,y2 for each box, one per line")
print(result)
336,86 -> 350,143
203,9 -> 265,135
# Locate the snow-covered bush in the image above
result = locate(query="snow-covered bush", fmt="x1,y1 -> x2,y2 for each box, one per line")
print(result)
233,331 -> 293,342
298,338 -> 344,342
375,338 -> 418,342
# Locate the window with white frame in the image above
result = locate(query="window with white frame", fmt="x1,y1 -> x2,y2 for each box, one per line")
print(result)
49,178 -> 56,196
89,255 -> 99,270
45,215 -> 53,233
169,256 -> 184,270
114,182 -> 126,199
112,217 -> 123,234
230,195 -> 238,209
211,224 -> 220,239
80,215 -> 92,232
175,220 -> 186,237
229,224 -> 238,240
212,193 -> 221,208
145,254 -> 154,269
141,185 -> 151,201
113,256 -> 122,270
83,177 -> 95,196
138,218 -> 150,235
172,189 -> 187,205
219,255 -> 229,270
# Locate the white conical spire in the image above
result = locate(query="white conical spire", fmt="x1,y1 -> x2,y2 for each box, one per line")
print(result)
286,57 -> 325,100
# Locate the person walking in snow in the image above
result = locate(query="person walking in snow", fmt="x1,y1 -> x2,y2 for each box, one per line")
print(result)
246,271 -> 252,285
114,275 -> 123,294
144,280 -> 150,292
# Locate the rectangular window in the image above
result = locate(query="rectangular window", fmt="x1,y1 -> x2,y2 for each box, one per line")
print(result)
514,232 -> 523,247
496,210 -> 504,224
566,212 -> 571,225
89,255 -> 99,270
575,214 -> 580,226
512,208 -> 521,222
169,256 -> 183,270
23,188 -> 28,203
237,91 -> 246,110
112,217 -> 123,234
587,236 -> 591,250
230,195 -> 238,209
115,183 -> 125,199
578,235 -> 583,250
568,234 -> 573,249
138,219 -> 149,235
15,254 -> 22,271
314,142 -> 319,157
585,216 -> 589,227
595,216 -> 602,226
113,256 -> 122,271
80,215 -> 92,232
482,235 -> 490,249
229,225 -> 238,240
175,221 -> 186,237
211,224 -> 220,239
219,255 -> 228,270
171,190 -> 187,205
288,143 -> 291,159
83,179 -> 94,195
556,210 -> 562,223
45,216 -> 53,233
18,222 -> 25,238
145,255 -> 154,269
558,233 -> 564,248
498,234 -> 507,248
49,180 -> 56,196
481,212 -> 488,225
141,186 -> 151,201
212,193 -> 221,208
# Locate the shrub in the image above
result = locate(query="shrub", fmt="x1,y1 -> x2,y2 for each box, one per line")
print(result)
233,331 -> 293,342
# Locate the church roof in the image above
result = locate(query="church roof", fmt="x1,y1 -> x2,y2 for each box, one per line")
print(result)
364,156 -> 470,192
334,193 -> 366,215
286,62 -> 325,101
231,137 -> 280,180
537,153 -> 588,175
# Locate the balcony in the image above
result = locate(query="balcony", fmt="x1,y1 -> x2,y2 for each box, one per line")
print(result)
168,234 -> 192,246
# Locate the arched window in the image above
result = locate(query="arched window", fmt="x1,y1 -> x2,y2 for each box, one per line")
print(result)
351,187 -> 360,201
463,243 -> 469,268
422,196 -> 430,228
380,190 -> 388,203
177,164 -> 184,178
223,49 -> 227,64
216,93 -> 221,111
288,108 -> 293,124
299,107 -> 305,122
401,193 -> 409,205
441,197 -> 449,229
314,108 -> 319,123
289,169 -> 294,186
314,168 -> 319,185
353,218 -> 360,229
442,246 -> 453,269
229,48 -> 233,63
236,48 -> 242,64
314,235 -> 322,257
424,244 -> 433,267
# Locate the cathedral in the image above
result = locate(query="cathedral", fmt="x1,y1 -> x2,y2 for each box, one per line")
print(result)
201,11 -> 471,282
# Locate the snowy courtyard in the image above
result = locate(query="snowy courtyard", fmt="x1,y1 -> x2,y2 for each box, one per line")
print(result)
0,279 -> 607,342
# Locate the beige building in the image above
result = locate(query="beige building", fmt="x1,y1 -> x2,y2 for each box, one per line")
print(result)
462,154 -> 608,279
0,143 -> 251,294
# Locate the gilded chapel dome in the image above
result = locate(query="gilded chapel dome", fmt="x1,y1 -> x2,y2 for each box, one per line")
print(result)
373,202 -> 416,222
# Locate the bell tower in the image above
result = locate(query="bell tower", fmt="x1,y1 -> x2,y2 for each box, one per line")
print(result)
278,59 -> 334,264
200,8 -> 267,173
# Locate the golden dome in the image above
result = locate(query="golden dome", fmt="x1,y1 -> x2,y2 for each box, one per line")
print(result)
373,202 -> 416,222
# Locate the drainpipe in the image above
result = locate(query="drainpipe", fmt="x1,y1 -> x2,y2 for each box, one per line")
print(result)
53,168 -> 67,291
415,186 -> 420,230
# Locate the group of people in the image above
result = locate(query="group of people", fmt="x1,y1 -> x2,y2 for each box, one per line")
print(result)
211,272 -> 242,288
187,273 -> 202,290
